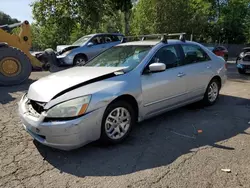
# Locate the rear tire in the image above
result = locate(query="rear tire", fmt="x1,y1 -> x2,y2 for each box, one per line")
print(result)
0,46 -> 31,86
100,100 -> 136,145
238,68 -> 245,74
202,79 -> 220,106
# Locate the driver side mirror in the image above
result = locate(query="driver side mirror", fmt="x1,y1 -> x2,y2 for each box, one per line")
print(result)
149,62 -> 166,72
87,42 -> 94,47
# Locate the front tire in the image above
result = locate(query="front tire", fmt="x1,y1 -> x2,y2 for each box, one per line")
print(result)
238,68 -> 245,74
203,79 -> 220,106
73,55 -> 87,66
100,101 -> 136,144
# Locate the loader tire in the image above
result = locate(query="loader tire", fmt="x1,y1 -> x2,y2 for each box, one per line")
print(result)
0,46 -> 32,86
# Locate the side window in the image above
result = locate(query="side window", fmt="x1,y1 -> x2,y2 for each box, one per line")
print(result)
181,44 -> 210,65
104,35 -> 113,43
103,35 -> 121,43
90,36 -> 104,45
110,35 -> 120,42
149,45 -> 180,69
117,35 -> 123,41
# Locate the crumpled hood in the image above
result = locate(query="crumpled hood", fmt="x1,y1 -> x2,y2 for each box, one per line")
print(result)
56,45 -> 79,52
27,67 -> 125,102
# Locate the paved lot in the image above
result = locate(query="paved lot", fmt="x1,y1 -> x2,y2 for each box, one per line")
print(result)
0,63 -> 250,188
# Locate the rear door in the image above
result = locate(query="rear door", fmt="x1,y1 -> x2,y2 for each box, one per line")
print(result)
179,44 -> 213,99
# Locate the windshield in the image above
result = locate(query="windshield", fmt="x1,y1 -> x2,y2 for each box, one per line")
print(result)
72,36 -> 91,45
85,45 -> 152,71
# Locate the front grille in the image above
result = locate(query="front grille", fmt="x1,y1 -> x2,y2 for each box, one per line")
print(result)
30,100 -> 46,114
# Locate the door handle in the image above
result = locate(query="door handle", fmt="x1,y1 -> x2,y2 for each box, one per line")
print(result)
177,72 -> 186,77
207,65 -> 211,69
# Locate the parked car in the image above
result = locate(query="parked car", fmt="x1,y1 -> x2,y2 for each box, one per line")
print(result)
207,46 -> 228,61
18,34 -> 227,150
56,33 -> 124,66
236,47 -> 250,74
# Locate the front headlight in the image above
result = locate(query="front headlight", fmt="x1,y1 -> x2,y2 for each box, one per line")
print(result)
46,95 -> 91,118
63,50 -> 72,56
58,50 -> 72,58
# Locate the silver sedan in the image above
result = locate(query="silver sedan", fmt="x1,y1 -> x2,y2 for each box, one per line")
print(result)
18,36 -> 227,150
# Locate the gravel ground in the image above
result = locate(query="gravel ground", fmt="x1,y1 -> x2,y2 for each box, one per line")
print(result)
0,63 -> 250,188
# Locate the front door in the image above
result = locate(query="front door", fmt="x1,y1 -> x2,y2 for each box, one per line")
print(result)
87,35 -> 106,59
141,45 -> 188,117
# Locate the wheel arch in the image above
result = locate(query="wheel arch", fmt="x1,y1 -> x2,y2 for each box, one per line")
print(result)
73,53 -> 88,63
210,75 -> 222,89
107,94 -> 139,122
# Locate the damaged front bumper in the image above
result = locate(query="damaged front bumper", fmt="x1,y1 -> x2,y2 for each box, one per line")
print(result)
18,95 -> 105,151
57,54 -> 74,66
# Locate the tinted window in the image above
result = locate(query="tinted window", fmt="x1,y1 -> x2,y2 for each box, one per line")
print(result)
103,35 -> 122,43
181,44 -> 210,65
90,36 -> 104,45
103,35 -> 113,43
111,35 -> 121,42
215,46 -> 226,51
149,45 -> 180,69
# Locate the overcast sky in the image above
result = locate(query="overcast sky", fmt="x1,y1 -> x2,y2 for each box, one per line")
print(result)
1,0 -> 34,23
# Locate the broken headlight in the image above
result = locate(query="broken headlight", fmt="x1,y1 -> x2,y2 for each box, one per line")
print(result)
46,95 -> 91,118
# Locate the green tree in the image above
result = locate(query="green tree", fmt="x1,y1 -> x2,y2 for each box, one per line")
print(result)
219,0 -> 250,43
31,0 -> 125,49
107,0 -> 133,35
130,0 -> 211,39
0,11 -> 19,25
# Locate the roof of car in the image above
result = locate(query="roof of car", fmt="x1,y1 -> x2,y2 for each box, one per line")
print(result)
118,39 -> 193,46
88,33 -> 124,37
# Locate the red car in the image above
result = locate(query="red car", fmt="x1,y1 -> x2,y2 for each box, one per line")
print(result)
207,46 -> 229,62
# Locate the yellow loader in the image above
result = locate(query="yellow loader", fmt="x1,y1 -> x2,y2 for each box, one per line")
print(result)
0,20 -> 43,86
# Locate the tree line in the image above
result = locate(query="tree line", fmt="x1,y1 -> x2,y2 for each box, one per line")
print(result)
1,0 -> 250,50
0,11 -> 19,25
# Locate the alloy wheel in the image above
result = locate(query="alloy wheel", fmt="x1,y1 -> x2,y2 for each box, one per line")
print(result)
208,82 -> 218,103
105,107 -> 131,140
